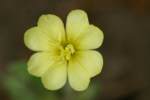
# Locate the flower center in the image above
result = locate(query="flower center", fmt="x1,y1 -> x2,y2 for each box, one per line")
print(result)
62,44 -> 75,61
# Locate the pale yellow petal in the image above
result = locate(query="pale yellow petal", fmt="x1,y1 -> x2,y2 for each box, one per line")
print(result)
41,61 -> 67,90
66,9 -> 89,41
27,52 -> 55,77
24,27 -> 55,51
75,25 -> 104,50
38,14 -> 66,43
75,50 -> 103,77
68,59 -> 90,91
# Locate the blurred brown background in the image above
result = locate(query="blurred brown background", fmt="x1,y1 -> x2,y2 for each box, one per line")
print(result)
0,0 -> 150,100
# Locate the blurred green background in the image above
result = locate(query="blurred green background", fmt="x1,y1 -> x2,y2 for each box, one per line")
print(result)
0,0 -> 150,100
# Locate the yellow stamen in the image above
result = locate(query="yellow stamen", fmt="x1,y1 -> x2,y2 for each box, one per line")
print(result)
62,44 -> 75,60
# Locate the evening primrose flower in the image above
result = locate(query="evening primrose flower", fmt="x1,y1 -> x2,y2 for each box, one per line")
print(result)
24,9 -> 104,91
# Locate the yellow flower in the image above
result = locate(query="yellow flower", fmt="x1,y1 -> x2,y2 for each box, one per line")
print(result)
24,9 -> 104,91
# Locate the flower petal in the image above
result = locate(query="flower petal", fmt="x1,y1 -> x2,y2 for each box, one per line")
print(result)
68,59 -> 90,91
75,25 -> 104,50
41,61 -> 67,90
75,50 -> 103,78
27,52 -> 55,77
38,14 -> 66,43
66,9 -> 89,41
24,27 -> 56,51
